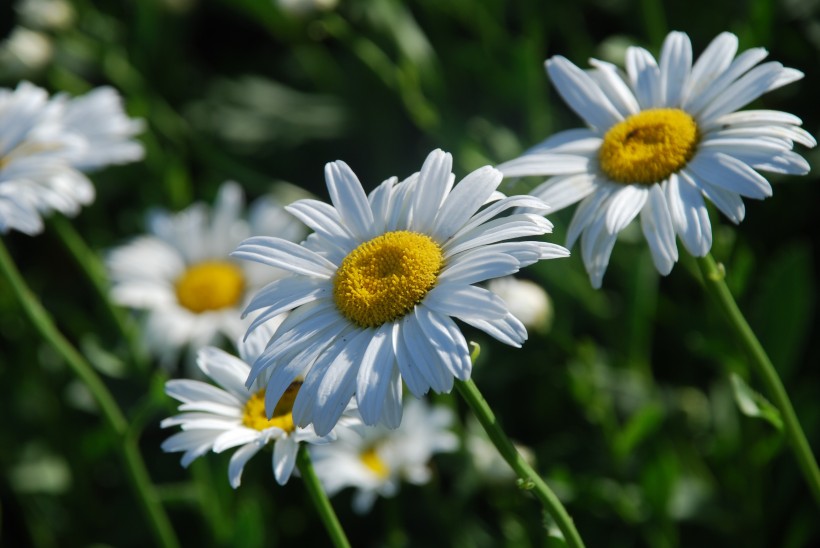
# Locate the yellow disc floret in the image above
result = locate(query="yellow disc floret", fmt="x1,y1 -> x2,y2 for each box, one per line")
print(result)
242,381 -> 302,433
599,108 -> 699,185
360,446 -> 390,479
175,261 -> 245,313
333,231 -> 444,328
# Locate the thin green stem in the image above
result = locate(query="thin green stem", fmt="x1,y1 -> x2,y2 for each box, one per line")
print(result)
296,444 -> 351,548
0,239 -> 179,548
455,378 -> 585,548
696,253 -> 820,508
48,215 -> 149,373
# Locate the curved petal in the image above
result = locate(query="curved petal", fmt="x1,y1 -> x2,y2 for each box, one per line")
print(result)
640,185 -> 678,274
324,160 -> 375,240
546,56 -> 623,131
273,438 -> 299,485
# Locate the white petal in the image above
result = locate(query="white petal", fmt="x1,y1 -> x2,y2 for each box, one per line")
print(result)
196,346 -> 251,400
437,248 -> 520,286
432,165 -> 502,242
273,438 -> 299,485
443,214 -> 552,256
416,306 -> 471,381
640,185 -> 678,274
394,321 -> 430,396
458,313 -> 527,347
588,59 -> 640,116
401,314 -> 453,393
411,149 -> 453,233
696,60 -> 782,122
495,152 -> 591,177
529,172 -> 598,213
324,160 -> 375,240
604,184 -> 648,233
580,217 -> 618,289
696,178 -> 746,224
380,366 -> 403,429
165,379 -> 241,408
356,324 -> 397,425
213,428 -> 265,453
285,199 -> 357,250
659,31 -> 692,107
424,284 -> 509,321
683,32 -> 738,104
566,183 -> 617,248
546,56 -> 623,131
625,46 -> 661,109
664,172 -> 712,256
232,236 -> 336,278
519,128 -> 602,155
228,442 -> 264,488
686,151 -> 772,199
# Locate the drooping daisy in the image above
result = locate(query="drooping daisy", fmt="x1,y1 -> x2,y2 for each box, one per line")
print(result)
233,149 -> 569,435
497,31 -> 815,288
310,398 -> 458,513
0,81 -> 143,235
161,320 -> 340,487
106,181 -> 305,366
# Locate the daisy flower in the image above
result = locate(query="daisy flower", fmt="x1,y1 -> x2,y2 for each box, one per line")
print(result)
106,181 -> 305,365
310,398 -> 458,513
233,149 -> 569,435
497,31 -> 815,288
161,320 -> 339,487
0,81 -> 143,235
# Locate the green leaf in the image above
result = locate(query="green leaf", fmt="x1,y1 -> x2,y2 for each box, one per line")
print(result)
729,373 -> 783,431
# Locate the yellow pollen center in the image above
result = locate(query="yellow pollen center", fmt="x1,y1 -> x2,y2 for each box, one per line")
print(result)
242,381 -> 302,433
333,231 -> 443,328
360,446 -> 390,479
598,108 -> 699,185
175,261 -> 245,313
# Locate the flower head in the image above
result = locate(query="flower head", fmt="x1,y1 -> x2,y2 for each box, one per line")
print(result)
161,321 -> 339,487
106,181 -> 305,365
498,31 -> 815,288
0,81 -> 143,235
233,149 -> 568,435
310,398 -> 458,513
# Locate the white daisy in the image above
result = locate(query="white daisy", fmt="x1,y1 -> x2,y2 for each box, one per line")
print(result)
497,31 -> 816,288
485,276 -> 552,332
233,149 -> 569,435
161,321 -> 338,487
0,81 -> 144,235
310,398 -> 458,514
106,181 -> 305,365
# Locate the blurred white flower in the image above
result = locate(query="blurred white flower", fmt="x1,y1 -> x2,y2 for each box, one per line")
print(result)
0,81 -> 143,235
0,28 -> 53,76
16,0 -> 75,30
276,0 -> 338,16
310,398 -> 458,513
464,416 -> 535,484
106,181 -> 305,367
486,276 -> 553,332
161,321 -> 343,487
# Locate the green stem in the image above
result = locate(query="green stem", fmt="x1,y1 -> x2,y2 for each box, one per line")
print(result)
48,215 -> 149,373
696,253 -> 820,508
455,378 -> 585,548
0,239 -> 179,548
296,445 -> 351,548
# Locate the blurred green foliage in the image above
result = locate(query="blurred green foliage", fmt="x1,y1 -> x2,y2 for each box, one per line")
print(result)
1,0 -> 819,546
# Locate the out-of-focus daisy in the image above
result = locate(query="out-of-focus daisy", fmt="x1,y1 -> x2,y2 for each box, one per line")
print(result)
106,181 -> 305,365
485,276 -> 552,333
310,398 -> 458,513
161,321 -> 339,487
498,31 -> 815,288
233,149 -> 569,435
0,81 -> 143,235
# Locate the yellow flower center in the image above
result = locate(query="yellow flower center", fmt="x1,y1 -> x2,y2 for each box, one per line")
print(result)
333,231 -> 444,328
175,261 -> 245,313
360,446 -> 390,479
242,381 -> 302,433
598,108 -> 699,185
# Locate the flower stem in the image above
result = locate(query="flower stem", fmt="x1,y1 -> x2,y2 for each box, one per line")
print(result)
48,215 -> 149,373
455,378 -> 585,548
696,253 -> 820,508
0,239 -> 179,548
296,445 -> 352,548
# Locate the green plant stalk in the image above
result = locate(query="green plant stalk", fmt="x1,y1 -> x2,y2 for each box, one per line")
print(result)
48,215 -> 149,373
696,253 -> 820,508
456,378 -> 585,548
0,239 -> 179,548
296,444 -> 352,548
